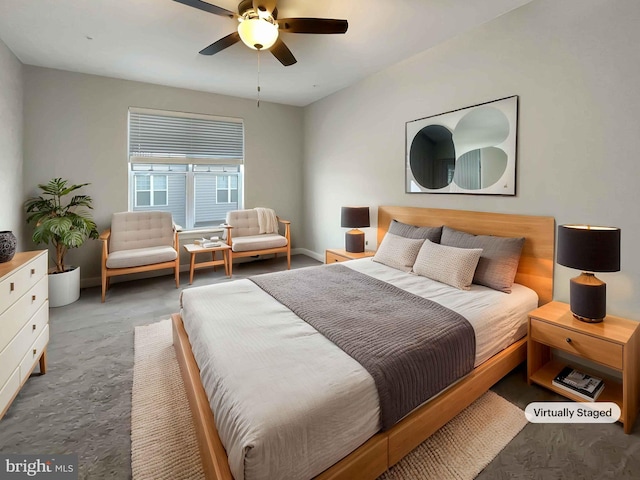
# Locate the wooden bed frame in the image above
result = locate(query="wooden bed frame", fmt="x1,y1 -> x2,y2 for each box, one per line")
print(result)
172,206 -> 555,480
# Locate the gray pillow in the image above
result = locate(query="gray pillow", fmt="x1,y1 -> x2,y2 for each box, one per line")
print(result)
388,220 -> 442,243
413,240 -> 482,290
372,232 -> 425,272
440,226 -> 525,293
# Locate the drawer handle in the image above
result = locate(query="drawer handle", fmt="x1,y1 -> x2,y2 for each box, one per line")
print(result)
566,337 -> 572,343
10,282 -> 14,292
33,348 -> 37,356
32,324 -> 37,331
32,295 -> 37,302
31,268 -> 36,275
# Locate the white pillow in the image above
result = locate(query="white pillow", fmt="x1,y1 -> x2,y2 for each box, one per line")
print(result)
413,240 -> 483,290
372,232 -> 425,272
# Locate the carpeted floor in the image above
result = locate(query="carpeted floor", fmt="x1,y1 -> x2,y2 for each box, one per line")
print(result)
131,319 -> 527,480
1,254 -> 640,479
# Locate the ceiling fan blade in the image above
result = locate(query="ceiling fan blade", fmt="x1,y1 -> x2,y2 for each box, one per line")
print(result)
173,0 -> 237,18
270,38 -> 297,66
199,32 -> 241,55
278,18 -> 348,34
253,0 -> 278,16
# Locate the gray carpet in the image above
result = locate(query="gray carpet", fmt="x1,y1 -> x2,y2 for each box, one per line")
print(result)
1,254 -> 639,479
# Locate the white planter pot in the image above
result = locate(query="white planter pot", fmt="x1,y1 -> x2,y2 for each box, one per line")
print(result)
48,266 -> 81,307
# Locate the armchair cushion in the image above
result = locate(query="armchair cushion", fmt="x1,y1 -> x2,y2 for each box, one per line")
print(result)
109,211 -> 175,252
105,246 -> 178,269
231,234 -> 288,253
225,209 -> 261,238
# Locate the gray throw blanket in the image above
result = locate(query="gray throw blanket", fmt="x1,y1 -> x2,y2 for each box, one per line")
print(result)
249,264 -> 476,430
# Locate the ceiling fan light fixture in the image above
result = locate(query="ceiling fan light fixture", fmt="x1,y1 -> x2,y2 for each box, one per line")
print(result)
238,17 -> 279,50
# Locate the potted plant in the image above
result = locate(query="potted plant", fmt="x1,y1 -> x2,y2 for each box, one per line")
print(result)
25,178 -> 99,307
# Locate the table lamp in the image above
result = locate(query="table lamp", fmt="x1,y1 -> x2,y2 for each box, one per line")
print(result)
341,206 -> 370,253
557,224 -> 621,323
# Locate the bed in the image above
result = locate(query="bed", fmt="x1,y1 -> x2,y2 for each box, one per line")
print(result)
172,206 -> 555,480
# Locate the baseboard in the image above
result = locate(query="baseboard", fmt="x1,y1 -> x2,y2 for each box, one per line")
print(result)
294,248 -> 324,263
80,249 -> 322,289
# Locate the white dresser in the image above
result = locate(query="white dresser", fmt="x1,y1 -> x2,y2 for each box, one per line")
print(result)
0,250 -> 49,419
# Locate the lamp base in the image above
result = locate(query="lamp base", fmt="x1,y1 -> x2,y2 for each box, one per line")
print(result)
569,272 -> 606,323
345,229 -> 365,253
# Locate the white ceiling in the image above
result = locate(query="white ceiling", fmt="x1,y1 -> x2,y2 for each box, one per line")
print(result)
0,0 -> 533,107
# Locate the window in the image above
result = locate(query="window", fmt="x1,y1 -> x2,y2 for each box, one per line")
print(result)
216,175 -> 238,204
128,108 -> 244,229
134,174 -> 168,207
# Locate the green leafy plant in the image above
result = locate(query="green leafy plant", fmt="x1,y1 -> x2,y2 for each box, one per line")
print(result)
25,178 -> 99,273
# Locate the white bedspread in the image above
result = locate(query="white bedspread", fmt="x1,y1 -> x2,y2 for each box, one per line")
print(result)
180,259 -> 538,480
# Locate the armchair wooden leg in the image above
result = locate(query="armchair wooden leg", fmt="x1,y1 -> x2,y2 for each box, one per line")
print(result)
101,271 -> 107,303
175,260 -> 180,288
287,249 -> 291,270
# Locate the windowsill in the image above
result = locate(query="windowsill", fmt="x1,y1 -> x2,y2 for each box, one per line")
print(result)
177,226 -> 225,240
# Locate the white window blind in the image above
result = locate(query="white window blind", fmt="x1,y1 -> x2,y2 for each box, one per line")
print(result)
128,108 -> 244,165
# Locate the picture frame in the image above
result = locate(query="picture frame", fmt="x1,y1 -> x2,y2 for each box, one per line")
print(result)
405,96 -> 518,195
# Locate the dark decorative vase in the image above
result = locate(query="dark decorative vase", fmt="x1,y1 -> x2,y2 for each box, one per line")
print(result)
0,231 -> 17,263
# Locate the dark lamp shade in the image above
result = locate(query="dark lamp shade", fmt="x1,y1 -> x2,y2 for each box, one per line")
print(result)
557,225 -> 620,273
341,207 -> 370,229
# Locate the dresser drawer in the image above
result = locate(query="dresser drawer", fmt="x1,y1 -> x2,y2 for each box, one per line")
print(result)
0,252 -> 47,316
530,318 -> 623,370
0,368 -> 20,418
0,301 -> 49,388
0,275 -> 48,352
19,325 -> 49,383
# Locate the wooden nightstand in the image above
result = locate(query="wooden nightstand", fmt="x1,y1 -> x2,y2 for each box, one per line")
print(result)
325,248 -> 375,264
528,301 -> 640,433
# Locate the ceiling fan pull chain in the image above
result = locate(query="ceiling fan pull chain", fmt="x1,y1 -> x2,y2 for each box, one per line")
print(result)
257,48 -> 261,108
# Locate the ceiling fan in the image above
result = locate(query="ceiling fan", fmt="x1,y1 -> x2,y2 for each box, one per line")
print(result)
174,0 -> 349,66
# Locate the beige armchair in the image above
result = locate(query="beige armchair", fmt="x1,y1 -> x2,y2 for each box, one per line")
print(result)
100,211 -> 179,302
223,209 -> 291,270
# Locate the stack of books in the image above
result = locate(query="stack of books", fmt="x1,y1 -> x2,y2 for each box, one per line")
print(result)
552,366 -> 605,401
194,238 -> 222,248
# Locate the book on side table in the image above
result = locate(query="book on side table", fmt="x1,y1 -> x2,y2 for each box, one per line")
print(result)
194,238 -> 222,248
552,366 -> 605,402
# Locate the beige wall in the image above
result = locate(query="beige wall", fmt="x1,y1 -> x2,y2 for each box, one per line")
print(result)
303,0 -> 640,319
0,39 -> 23,245
23,67 -> 304,284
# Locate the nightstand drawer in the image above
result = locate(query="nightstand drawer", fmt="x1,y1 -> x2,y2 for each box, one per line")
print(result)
530,318 -> 623,370
326,252 -> 345,263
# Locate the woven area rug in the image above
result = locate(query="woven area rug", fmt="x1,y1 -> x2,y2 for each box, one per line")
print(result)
131,319 -> 204,480
131,319 -> 527,480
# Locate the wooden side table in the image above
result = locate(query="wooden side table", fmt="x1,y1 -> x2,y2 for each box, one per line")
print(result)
528,301 -> 640,433
325,248 -> 375,264
183,243 -> 232,284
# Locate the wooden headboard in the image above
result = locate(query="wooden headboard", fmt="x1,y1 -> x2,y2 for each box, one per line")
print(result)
378,206 -> 555,305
